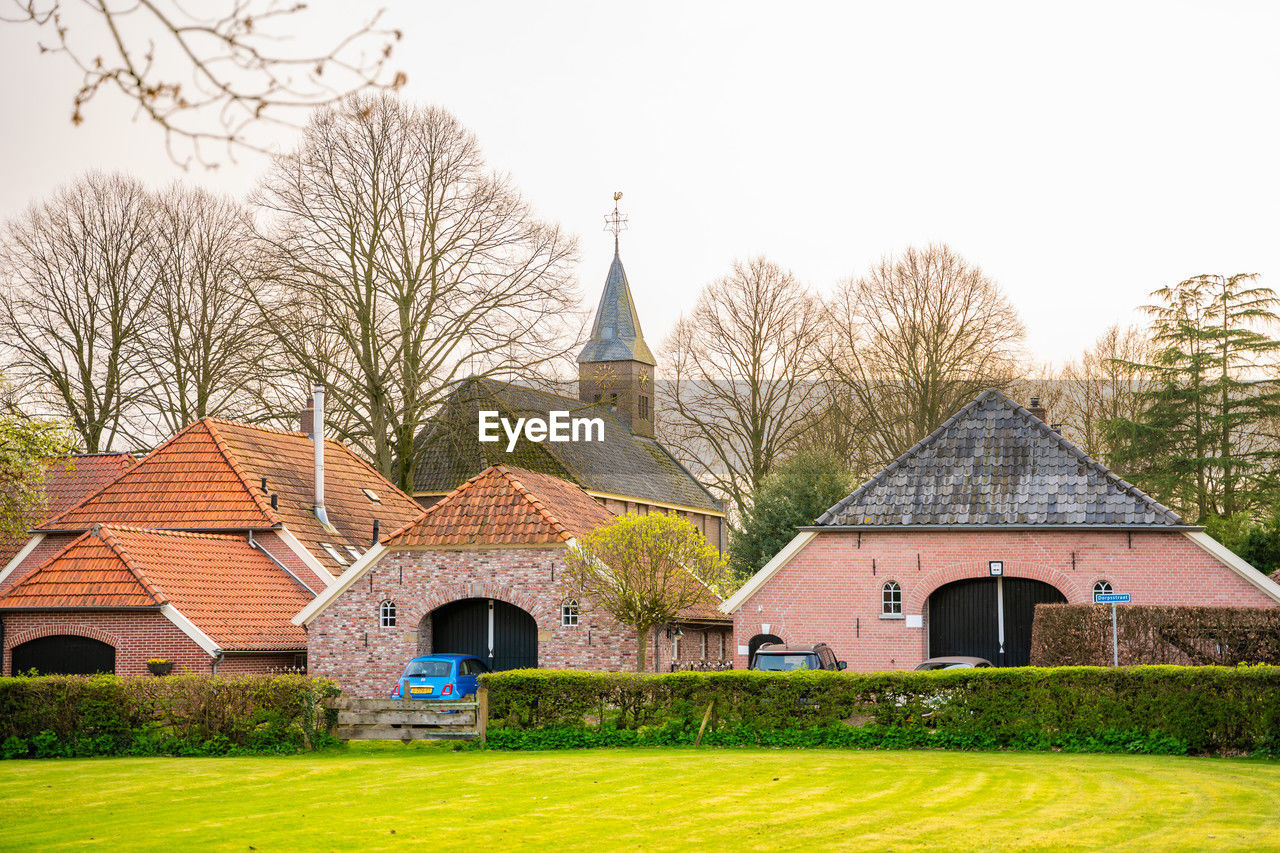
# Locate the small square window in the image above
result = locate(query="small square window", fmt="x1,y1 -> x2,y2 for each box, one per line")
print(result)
362,488 -> 381,504
319,543 -> 348,566
561,599 -> 579,627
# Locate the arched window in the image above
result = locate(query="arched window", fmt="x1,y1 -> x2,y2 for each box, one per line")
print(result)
379,599 -> 397,627
882,581 -> 902,616
1093,580 -> 1113,597
561,598 -> 579,627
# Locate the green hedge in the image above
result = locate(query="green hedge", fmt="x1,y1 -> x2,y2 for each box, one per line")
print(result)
0,674 -> 340,758
479,667 -> 1280,755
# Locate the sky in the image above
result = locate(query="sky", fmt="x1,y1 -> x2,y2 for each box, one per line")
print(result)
1,1 -> 1277,368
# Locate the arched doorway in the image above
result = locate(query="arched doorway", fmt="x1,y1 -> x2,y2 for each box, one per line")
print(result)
747,633 -> 783,668
928,577 -> 1065,666
11,635 -> 116,675
430,598 -> 537,671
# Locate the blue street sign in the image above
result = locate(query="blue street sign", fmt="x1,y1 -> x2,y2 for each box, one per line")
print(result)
1095,592 -> 1131,604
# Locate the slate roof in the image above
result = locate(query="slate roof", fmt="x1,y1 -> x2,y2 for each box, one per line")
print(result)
37,419 -> 423,578
387,465 -> 615,547
577,248 -> 656,365
0,526 -> 310,651
413,379 -> 723,514
817,390 -> 1191,528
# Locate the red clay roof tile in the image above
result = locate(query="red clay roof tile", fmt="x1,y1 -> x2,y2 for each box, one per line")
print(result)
0,526 -> 311,651
386,465 -> 616,547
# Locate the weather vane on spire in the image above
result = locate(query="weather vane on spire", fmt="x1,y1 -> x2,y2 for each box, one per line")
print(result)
603,191 -> 628,250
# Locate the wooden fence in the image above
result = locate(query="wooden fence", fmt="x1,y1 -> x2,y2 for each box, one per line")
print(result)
324,687 -> 488,743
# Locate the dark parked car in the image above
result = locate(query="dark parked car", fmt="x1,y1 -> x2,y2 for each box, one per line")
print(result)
751,643 -> 847,671
914,656 -> 993,671
389,654 -> 490,700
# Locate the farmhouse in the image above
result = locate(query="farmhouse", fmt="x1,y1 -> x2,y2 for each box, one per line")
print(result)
297,464 -> 732,697
413,243 -> 727,550
0,407 -> 423,676
722,390 -> 1280,670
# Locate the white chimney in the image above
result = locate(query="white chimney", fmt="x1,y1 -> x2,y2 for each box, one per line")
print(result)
313,383 -> 330,528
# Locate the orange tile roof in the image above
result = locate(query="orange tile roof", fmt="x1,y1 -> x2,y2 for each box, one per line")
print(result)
387,465 -> 615,547
36,419 -> 424,577
0,526 -> 310,651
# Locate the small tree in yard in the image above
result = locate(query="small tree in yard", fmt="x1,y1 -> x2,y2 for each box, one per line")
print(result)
562,514 -> 729,673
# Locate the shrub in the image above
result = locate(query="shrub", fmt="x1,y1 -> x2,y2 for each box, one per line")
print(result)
1031,604 -> 1280,667
479,666 -> 1280,755
0,674 -> 340,759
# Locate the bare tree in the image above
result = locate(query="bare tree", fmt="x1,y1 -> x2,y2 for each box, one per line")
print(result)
825,244 -> 1025,468
252,94 -> 580,492
1052,325 -> 1157,467
0,172 -> 158,451
661,257 -> 826,518
3,0 -> 404,167
130,185 -> 273,435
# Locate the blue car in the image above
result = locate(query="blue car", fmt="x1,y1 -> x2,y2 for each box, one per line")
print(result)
390,654 -> 490,700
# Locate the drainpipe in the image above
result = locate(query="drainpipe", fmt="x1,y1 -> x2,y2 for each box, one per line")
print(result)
211,650 -> 225,675
313,384 -> 330,528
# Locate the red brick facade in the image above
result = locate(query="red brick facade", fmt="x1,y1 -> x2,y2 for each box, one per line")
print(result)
1,611 -> 297,677
307,545 -> 732,696
731,529 -> 1280,671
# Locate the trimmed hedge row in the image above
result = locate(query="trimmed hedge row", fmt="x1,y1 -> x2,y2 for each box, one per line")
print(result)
479,666 -> 1280,755
1032,604 -> 1280,666
0,674 -> 340,758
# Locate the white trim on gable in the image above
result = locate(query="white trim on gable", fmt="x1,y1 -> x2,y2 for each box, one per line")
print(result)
1183,531 -> 1280,604
720,531 -> 818,614
160,603 -> 221,655
0,534 -> 45,588
274,527 -> 336,587
293,543 -> 390,626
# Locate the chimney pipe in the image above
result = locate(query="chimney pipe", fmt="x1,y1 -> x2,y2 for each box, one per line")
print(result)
313,384 -> 330,528
1029,397 -> 1047,423
372,519 -> 380,546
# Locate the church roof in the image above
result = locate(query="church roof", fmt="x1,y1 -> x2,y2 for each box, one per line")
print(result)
413,379 -> 723,514
577,249 -> 656,366
816,389 -> 1191,528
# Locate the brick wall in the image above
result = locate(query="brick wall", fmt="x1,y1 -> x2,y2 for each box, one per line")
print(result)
1,610 -> 304,677
732,529 -> 1280,672
308,546 -> 652,697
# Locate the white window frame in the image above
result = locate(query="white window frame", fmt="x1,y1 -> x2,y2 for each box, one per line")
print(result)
882,580 -> 903,617
561,598 -> 579,627
1093,579 -> 1113,596
379,599 -> 397,628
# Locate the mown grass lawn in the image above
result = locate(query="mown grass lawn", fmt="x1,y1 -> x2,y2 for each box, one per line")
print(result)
1,746 -> 1278,852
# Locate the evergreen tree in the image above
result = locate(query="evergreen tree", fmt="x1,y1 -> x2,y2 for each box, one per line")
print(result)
729,449 -> 855,580
1107,274 -> 1280,520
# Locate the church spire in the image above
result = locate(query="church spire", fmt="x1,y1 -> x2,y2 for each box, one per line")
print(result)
578,193 -> 656,366
578,193 -> 657,438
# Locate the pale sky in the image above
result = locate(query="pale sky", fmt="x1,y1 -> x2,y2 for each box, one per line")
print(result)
2,1 -> 1277,368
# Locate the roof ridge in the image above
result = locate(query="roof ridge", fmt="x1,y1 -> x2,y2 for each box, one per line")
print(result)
38,420 -> 212,529
93,525 -> 243,542
92,525 -> 168,605
496,466 -> 573,542
200,420 -> 284,526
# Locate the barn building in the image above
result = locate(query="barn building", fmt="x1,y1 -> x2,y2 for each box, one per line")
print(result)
412,243 -> 727,550
0,407 -> 423,676
722,390 -> 1280,670
296,464 -> 732,697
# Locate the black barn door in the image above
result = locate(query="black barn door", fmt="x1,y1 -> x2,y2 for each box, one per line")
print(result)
928,578 -> 1065,666
432,598 -> 537,671
11,635 -> 115,675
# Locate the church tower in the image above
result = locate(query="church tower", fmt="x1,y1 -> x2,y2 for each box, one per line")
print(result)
578,194 -> 656,438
